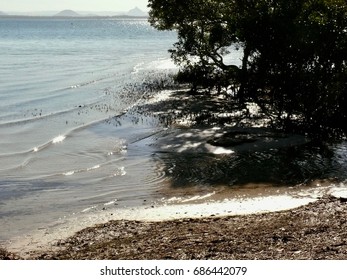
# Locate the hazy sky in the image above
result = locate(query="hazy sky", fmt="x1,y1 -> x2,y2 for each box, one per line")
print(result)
0,0 -> 149,12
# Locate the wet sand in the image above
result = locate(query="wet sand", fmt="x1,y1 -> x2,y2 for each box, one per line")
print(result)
2,195 -> 347,260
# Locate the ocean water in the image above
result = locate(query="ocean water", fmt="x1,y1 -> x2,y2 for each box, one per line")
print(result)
0,17 -> 177,241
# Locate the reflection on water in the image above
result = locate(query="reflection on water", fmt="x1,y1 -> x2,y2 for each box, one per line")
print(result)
156,140 -> 347,188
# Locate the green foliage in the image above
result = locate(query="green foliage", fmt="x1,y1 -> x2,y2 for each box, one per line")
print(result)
148,0 -> 347,138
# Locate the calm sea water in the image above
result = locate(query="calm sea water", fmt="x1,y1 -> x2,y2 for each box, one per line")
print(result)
0,17 -> 177,241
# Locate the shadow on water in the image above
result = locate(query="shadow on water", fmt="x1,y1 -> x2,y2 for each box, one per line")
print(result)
135,89 -> 347,190
155,141 -> 347,189
82,75 -> 347,192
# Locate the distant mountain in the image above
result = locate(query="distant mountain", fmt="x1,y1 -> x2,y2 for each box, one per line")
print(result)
1,8 -> 148,18
54,10 -> 80,17
126,7 -> 147,17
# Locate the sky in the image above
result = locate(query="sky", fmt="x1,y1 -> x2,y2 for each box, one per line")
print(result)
0,0 -> 149,13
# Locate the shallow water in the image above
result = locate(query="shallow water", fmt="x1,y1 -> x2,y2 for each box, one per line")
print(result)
0,17 -> 177,241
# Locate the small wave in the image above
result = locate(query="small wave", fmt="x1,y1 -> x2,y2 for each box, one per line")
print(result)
87,165 -> 101,171
25,116 -> 129,156
63,72 -> 130,91
52,135 -> 66,144
29,136 -> 66,154
0,112 -> 58,127
64,74 -> 118,91
63,164 -> 102,177
104,199 -> 118,206
162,192 -> 217,204
0,103 -> 96,128
68,79 -> 97,89
28,135 -> 67,154
81,206 -> 97,213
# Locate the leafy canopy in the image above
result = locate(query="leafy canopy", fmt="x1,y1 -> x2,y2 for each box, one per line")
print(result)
148,0 -> 347,138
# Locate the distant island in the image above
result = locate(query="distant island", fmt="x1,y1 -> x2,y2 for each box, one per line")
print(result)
126,7 -> 147,17
54,10 -> 80,17
0,7 -> 148,18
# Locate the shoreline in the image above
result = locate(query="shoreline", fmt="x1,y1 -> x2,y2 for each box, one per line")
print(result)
1,188 -> 319,258
2,194 -> 347,260
2,88 -> 347,259
2,174 -> 346,259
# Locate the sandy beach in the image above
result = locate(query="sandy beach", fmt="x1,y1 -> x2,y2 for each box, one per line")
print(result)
2,194 -> 347,260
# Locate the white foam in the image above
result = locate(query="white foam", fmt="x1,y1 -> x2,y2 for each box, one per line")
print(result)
119,167 -> 126,176
162,192 -> 217,203
87,165 -> 101,171
81,206 -> 97,213
63,164 -> 101,176
329,185 -> 347,199
52,135 -> 66,144
112,166 -> 126,177
119,195 -> 316,221
131,62 -> 145,74
181,192 -> 216,203
331,189 -> 347,199
213,147 -> 235,155
6,193 -> 318,256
